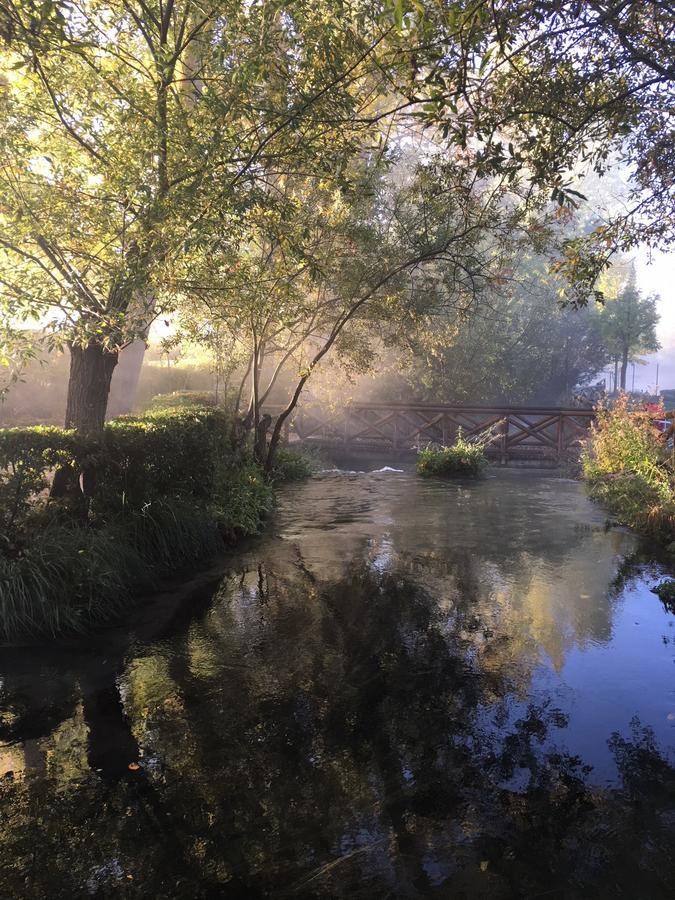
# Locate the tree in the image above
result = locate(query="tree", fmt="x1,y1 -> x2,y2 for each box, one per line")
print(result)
397,0 -> 674,300
383,256 -> 610,405
0,0 -> 422,433
173,144 -> 538,469
598,274 -> 660,391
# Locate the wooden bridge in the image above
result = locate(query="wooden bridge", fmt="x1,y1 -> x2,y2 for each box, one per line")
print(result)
283,402 -> 595,466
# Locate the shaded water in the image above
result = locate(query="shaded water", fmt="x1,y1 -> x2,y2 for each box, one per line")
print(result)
1,470 -> 674,898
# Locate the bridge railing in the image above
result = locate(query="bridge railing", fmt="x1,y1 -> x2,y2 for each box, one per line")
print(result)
276,402 -> 595,464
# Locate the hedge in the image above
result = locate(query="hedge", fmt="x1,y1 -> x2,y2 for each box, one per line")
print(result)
0,407 -> 273,640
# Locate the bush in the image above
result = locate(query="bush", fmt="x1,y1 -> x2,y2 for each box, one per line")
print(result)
417,434 -> 489,478
94,406 -> 240,514
144,390 -> 218,411
581,395 -> 675,543
269,447 -> 317,483
0,407 -> 272,640
0,425 -> 83,552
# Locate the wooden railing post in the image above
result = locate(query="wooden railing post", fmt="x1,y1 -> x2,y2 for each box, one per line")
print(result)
501,416 -> 509,466
557,413 -> 564,462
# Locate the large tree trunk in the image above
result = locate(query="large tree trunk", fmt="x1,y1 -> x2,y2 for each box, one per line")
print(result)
620,346 -> 629,392
51,341 -> 118,503
64,341 -> 118,433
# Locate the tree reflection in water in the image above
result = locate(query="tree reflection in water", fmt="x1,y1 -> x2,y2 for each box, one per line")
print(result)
0,473 -> 673,897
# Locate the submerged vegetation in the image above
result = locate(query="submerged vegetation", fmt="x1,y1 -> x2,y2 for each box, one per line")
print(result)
0,407 -> 276,640
417,434 -> 489,478
582,396 -> 675,546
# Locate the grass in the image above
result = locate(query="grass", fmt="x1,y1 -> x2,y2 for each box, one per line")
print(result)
416,433 -> 489,478
652,579 -> 675,613
0,492 -> 272,642
0,525 -> 144,639
0,408 -> 277,641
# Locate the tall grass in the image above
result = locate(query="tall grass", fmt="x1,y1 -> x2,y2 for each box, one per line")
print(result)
417,428 -> 496,478
0,526 -> 144,639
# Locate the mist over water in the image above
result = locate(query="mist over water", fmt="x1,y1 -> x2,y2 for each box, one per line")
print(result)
0,469 -> 673,897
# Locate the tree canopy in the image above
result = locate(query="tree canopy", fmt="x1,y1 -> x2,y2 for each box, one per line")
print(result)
0,0 -> 671,439
402,0 -> 674,300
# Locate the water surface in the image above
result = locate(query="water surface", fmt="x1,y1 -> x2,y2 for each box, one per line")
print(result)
1,470 -> 673,897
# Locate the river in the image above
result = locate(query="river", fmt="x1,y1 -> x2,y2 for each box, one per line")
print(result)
1,468 -> 674,897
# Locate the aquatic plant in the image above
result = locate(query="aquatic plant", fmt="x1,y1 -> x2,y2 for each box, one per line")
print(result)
417,431 -> 489,478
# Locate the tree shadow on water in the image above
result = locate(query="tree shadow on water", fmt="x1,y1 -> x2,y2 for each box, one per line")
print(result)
0,562 -> 673,898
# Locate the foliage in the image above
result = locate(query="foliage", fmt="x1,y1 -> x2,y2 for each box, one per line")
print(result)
176,144 -> 541,472
651,579 -> 675,614
0,523 -> 147,640
0,407 -> 273,639
582,395 -> 675,543
417,433 -> 489,478
269,448 -> 317,483
597,273 -> 660,390
389,252 -> 609,405
0,0 -> 435,429
0,425 -> 80,549
145,391 -> 219,411
400,0 -> 674,299
2,0 -> 670,437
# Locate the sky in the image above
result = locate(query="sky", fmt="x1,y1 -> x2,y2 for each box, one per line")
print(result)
624,248 -> 674,392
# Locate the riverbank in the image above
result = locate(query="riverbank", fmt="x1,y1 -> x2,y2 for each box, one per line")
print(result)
0,407 -> 310,642
582,396 -> 675,551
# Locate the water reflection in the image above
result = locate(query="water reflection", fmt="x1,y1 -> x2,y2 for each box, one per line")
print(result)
0,471 -> 673,897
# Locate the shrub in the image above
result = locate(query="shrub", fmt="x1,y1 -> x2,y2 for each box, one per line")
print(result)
269,447 -> 317,483
417,433 -> 489,478
581,395 -> 675,543
0,426 -> 83,551
212,457 -> 273,540
145,390 -> 218,411
94,406 -> 239,515
0,407 -> 272,639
